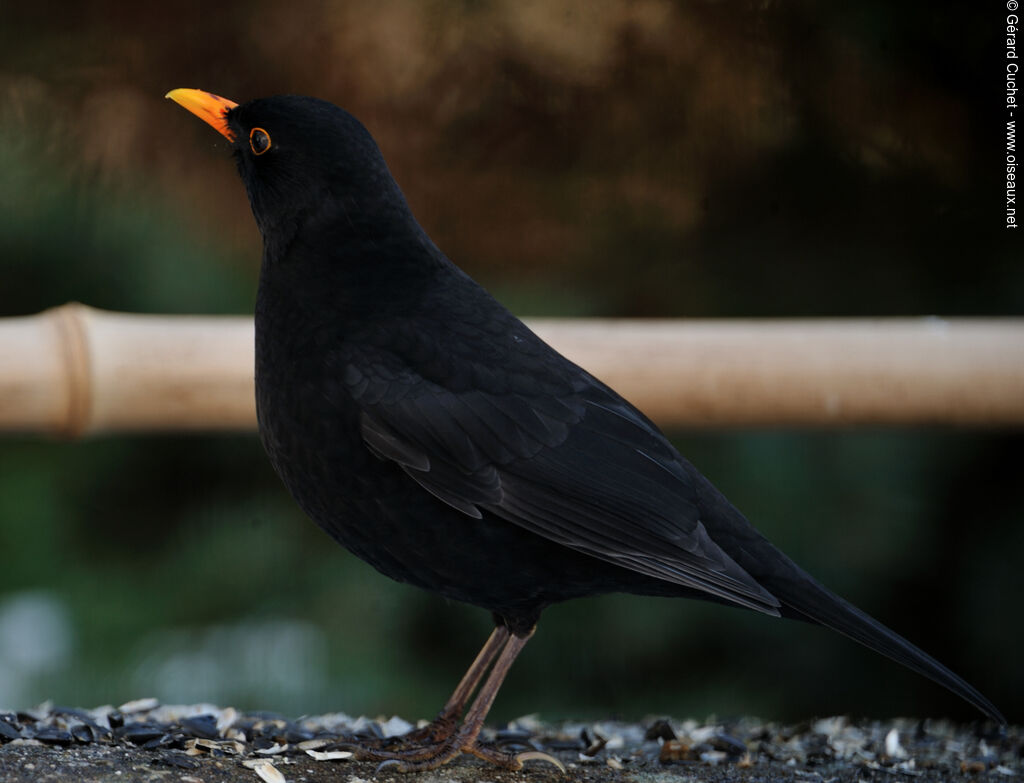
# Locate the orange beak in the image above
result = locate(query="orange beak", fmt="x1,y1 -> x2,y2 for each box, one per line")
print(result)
165,88 -> 239,141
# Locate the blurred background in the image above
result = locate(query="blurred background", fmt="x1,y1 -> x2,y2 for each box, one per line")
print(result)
0,1 -> 1021,725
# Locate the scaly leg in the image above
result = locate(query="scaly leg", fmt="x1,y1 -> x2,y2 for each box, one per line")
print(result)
382,625 -> 509,749
343,625 -> 525,764
374,627 -> 563,773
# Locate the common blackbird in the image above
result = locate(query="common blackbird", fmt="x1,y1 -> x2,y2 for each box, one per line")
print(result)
167,88 -> 1004,770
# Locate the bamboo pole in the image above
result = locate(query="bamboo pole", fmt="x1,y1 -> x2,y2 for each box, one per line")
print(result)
530,318 -> 1024,427
0,304 -> 1022,436
0,304 -> 255,437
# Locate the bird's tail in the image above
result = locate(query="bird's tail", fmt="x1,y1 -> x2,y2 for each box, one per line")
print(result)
693,471 -> 1004,723
765,564 -> 1005,724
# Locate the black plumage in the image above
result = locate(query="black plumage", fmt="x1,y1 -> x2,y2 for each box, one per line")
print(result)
168,90 -> 1003,770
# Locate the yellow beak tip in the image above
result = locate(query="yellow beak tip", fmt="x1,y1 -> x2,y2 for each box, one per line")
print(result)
166,88 -> 239,141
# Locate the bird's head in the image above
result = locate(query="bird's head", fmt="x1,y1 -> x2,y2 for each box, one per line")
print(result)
166,89 -> 415,257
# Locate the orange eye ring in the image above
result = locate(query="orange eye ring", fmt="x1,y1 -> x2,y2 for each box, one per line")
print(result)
249,127 -> 271,155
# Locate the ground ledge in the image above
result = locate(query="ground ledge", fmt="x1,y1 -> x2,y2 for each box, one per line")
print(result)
0,700 -> 1018,782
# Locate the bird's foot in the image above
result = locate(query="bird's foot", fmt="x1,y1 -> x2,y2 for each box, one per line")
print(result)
375,714 -> 459,751
337,628 -> 557,772
369,735 -> 565,773
339,723 -> 563,772
333,712 -> 458,753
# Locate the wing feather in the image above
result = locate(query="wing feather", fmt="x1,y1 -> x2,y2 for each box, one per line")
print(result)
354,352 -> 779,615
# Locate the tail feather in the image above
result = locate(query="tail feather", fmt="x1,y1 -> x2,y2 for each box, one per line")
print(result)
692,468 -> 1003,722
768,569 -> 1005,724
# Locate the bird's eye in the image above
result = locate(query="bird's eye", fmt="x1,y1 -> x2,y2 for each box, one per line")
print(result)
249,127 -> 271,155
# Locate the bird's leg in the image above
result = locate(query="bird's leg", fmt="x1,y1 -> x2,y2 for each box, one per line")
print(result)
376,627 -> 564,773
342,625 -> 511,759
394,624 -> 510,746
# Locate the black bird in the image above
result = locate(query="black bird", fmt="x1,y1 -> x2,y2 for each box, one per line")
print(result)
167,88 -> 1004,770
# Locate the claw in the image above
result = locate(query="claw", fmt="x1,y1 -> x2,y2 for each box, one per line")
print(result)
375,758 -> 405,774
516,750 -> 567,773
